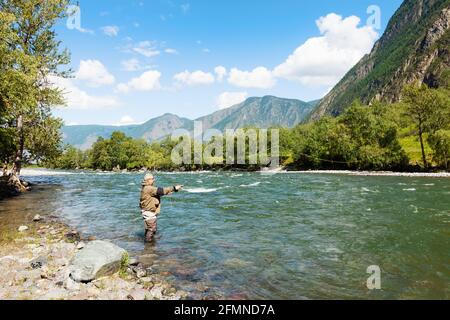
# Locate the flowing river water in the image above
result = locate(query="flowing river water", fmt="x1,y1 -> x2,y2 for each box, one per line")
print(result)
1,169 -> 449,299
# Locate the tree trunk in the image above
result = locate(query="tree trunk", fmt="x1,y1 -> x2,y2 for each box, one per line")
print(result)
12,115 -> 24,175
418,125 -> 427,169
445,150 -> 448,171
2,161 -> 6,176
9,114 -> 28,192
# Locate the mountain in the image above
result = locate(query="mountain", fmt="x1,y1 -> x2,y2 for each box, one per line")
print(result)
311,0 -> 450,119
62,96 -> 316,148
198,96 -> 315,131
62,113 -> 193,149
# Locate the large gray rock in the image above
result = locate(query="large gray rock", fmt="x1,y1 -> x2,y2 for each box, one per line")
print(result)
69,240 -> 127,283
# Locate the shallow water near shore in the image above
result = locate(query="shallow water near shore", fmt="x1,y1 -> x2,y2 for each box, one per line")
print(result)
2,169 -> 450,299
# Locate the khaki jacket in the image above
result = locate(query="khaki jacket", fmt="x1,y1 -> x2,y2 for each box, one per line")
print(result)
139,181 -> 174,214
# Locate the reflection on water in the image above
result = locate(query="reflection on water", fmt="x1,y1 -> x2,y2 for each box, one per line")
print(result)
1,169 -> 450,299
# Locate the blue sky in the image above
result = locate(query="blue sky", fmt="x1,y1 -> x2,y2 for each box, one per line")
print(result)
53,0 -> 403,125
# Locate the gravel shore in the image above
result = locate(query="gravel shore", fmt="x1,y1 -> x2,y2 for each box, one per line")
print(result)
0,219 -> 188,300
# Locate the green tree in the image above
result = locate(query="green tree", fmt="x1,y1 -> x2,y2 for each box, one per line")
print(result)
0,0 -> 71,190
340,101 -> 407,170
0,10 -> 25,174
428,130 -> 450,170
402,83 -> 450,168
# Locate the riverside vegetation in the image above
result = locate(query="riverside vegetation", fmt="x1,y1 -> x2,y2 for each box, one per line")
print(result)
45,82 -> 450,173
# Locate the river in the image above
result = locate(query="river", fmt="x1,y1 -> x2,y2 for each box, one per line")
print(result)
1,169 -> 449,299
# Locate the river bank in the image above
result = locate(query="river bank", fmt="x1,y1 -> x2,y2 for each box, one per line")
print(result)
283,170 -> 450,178
18,167 -> 450,178
0,213 -> 188,300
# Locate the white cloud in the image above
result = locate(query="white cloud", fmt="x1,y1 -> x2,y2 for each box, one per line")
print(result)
174,70 -> 215,86
76,27 -> 94,35
121,58 -> 141,72
133,41 -> 160,58
49,76 -> 119,110
116,115 -> 141,126
165,48 -> 179,54
216,92 -> 248,109
228,67 -> 275,89
214,66 -> 227,82
120,58 -> 157,72
273,13 -> 378,86
117,70 -> 162,93
75,60 -> 115,87
101,25 -> 119,37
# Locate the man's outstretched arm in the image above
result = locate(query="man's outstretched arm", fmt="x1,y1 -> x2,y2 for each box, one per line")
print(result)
156,185 -> 183,196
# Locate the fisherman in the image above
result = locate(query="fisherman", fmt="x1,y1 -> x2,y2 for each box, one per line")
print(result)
139,173 -> 183,242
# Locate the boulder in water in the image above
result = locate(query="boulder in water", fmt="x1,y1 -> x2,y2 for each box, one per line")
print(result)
69,240 -> 127,283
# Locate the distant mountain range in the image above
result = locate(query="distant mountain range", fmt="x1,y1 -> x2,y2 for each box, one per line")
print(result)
311,0 -> 450,119
62,96 -> 318,149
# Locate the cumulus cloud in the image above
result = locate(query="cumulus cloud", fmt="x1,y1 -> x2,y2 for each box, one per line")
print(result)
116,115 -> 140,126
133,41 -> 160,58
214,66 -> 227,82
75,60 -> 115,87
117,70 -> 162,93
101,25 -> 119,37
228,67 -> 275,89
48,76 -> 119,109
216,91 -> 248,109
173,70 -> 215,86
273,13 -> 378,86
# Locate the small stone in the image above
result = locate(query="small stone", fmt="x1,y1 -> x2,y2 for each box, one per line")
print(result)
137,277 -> 154,289
76,242 -> 85,250
33,214 -> 42,222
65,277 -> 81,291
163,287 -> 177,295
135,267 -> 147,278
128,257 -> 139,266
18,226 -> 29,232
65,230 -> 80,242
30,256 -> 47,269
87,236 -> 96,241
127,288 -> 150,300
40,267 -> 52,279
149,286 -> 163,300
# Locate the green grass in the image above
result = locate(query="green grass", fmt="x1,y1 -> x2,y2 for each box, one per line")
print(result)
119,252 -> 130,279
399,135 -> 434,166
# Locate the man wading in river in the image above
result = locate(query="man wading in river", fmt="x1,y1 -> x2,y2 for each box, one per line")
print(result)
139,173 -> 183,242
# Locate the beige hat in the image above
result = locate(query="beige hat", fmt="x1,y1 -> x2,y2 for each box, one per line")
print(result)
144,173 -> 154,181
